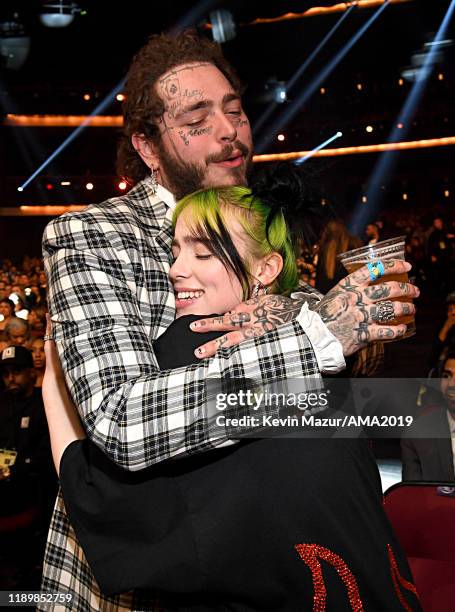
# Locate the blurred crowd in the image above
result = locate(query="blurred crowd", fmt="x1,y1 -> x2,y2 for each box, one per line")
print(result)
0,256 -> 55,589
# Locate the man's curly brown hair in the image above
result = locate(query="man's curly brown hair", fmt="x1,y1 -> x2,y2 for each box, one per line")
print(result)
116,30 -> 242,185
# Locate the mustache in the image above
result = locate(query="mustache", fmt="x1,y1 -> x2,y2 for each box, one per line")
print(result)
206,141 -> 250,164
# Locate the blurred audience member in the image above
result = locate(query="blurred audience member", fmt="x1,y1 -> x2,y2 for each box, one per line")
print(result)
30,338 -> 45,389
405,235 -> 427,286
427,217 -> 450,295
428,291 -> 455,373
0,280 -> 8,301
364,222 -> 380,246
28,285 -> 46,308
316,219 -> 362,294
0,346 -> 56,588
28,305 -> 47,338
0,298 -> 16,340
38,271 -> 47,301
401,352 -> 455,481
4,318 -> 30,347
14,297 -> 29,321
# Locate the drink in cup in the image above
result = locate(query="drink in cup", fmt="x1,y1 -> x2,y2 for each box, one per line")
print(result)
338,236 -> 415,337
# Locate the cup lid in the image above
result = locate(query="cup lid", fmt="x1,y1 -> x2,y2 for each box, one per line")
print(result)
337,235 -> 406,262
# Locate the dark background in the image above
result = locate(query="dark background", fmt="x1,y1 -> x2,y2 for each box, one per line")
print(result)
0,0 -> 453,256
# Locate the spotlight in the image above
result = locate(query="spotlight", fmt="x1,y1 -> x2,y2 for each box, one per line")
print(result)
83,93 -> 91,101
40,1 -> 82,28
277,134 -> 285,142
366,125 -> 373,133
400,33 -> 453,83
264,79 -> 287,104
118,180 -> 127,191
275,85 -> 287,103
85,182 -> 94,190
320,87 -> 326,95
46,183 -> 54,191
116,93 -> 125,102
0,15 -> 30,70
209,9 -> 236,43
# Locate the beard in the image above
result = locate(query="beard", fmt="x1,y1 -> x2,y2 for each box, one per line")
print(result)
157,140 -> 252,201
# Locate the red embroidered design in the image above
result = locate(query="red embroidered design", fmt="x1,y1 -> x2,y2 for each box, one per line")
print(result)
295,543 -> 364,611
387,543 -> 420,610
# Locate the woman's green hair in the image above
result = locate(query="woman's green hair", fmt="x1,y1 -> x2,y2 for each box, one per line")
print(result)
172,186 -> 299,299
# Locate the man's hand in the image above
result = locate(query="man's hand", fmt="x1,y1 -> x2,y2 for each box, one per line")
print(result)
190,294 -> 306,357
315,260 -> 418,355
191,259 -> 418,358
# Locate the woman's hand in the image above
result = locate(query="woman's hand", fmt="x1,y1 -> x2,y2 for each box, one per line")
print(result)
43,316 -> 86,475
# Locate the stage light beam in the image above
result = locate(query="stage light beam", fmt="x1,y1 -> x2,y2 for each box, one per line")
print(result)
294,131 -> 343,165
18,1 -> 220,192
256,1 -> 390,153
253,4 -> 356,137
18,79 -> 125,192
351,0 -> 455,234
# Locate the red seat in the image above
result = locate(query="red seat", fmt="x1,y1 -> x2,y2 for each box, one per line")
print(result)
0,505 -> 40,533
384,482 -> 455,612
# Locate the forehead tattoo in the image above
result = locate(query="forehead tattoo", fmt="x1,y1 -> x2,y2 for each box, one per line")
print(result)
158,62 -> 213,101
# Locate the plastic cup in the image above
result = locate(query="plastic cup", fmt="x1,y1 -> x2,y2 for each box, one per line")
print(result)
338,236 -> 415,338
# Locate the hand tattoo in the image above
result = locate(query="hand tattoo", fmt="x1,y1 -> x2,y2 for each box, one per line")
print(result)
364,284 -> 391,300
251,295 -> 305,332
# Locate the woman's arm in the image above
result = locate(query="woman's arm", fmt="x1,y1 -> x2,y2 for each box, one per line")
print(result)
43,322 -> 86,475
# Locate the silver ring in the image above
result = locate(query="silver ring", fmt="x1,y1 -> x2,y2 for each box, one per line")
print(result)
376,300 -> 395,323
43,334 -> 55,342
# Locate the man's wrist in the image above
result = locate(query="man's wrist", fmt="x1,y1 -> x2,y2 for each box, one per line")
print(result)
296,303 -> 345,373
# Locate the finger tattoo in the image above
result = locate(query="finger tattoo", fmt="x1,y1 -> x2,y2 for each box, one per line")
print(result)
230,312 -> 251,327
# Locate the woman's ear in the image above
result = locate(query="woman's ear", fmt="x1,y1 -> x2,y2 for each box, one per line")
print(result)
254,252 -> 283,289
131,133 -> 159,171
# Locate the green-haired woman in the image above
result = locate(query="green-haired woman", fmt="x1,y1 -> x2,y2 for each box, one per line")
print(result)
42,167 -> 419,611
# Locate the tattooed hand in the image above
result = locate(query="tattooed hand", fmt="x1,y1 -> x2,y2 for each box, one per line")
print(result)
190,294 -> 306,358
315,259 -> 418,356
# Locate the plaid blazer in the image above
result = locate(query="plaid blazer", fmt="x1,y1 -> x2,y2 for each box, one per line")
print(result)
39,177 -> 328,610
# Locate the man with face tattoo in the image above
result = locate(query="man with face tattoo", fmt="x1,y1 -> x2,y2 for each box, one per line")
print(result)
41,31 -> 419,610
